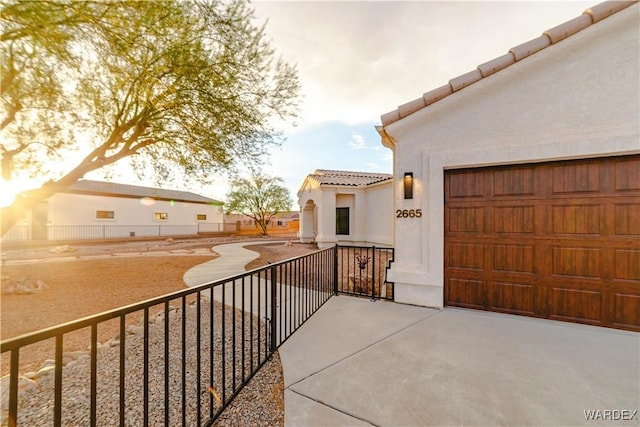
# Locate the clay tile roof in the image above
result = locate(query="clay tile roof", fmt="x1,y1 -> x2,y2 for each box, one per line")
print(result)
66,180 -> 223,205
380,0 -> 637,127
423,84 -> 453,106
477,53 -> 516,78
308,170 -> 393,187
509,35 -> 551,62
544,13 -> 593,43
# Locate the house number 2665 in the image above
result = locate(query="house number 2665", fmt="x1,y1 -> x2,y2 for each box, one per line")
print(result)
396,209 -> 422,218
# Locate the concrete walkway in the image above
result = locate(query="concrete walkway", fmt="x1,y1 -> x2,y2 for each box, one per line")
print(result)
183,241 -> 284,286
279,296 -> 640,427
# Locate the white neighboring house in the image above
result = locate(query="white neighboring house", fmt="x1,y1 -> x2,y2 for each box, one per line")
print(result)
377,1 -> 639,330
3,180 -> 224,241
298,170 -> 393,248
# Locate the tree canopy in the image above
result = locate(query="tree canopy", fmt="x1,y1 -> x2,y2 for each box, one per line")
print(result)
225,173 -> 292,236
0,0 -> 300,235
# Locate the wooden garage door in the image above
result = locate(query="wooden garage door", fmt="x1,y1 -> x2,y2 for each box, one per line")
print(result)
444,155 -> 640,331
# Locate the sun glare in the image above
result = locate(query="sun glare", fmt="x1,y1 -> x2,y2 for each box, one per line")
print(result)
0,176 -> 40,208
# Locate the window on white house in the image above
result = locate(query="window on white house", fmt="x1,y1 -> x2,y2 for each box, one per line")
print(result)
197,214 -> 207,221
336,207 -> 349,235
154,212 -> 168,220
96,210 -> 115,219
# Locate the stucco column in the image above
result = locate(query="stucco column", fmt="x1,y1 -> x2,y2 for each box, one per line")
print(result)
316,190 -> 337,248
300,202 -> 316,243
386,155 -> 441,307
353,190 -> 367,243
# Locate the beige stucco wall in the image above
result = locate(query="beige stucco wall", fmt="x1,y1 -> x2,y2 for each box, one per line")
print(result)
382,4 -> 640,307
363,182 -> 393,247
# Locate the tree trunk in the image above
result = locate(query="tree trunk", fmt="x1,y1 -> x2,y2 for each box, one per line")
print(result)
257,219 -> 269,236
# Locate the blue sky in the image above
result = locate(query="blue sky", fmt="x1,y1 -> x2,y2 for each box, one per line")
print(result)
4,1 -> 595,208
266,121 -> 392,186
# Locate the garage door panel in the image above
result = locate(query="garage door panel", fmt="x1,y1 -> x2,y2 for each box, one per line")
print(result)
551,247 -> 603,279
614,249 -> 640,281
611,293 -> 640,330
444,155 -> 639,331
548,287 -> 602,324
446,278 -> 486,309
552,204 -> 601,235
552,162 -> 601,194
493,244 -> 535,273
448,207 -> 484,232
493,167 -> 534,196
491,282 -> 536,315
447,243 -> 485,270
493,206 -> 535,233
614,157 -> 640,191
615,204 -> 640,235
448,170 -> 485,198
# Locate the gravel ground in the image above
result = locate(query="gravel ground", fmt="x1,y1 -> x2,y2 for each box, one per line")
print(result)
3,298 -> 280,426
1,237 -> 316,426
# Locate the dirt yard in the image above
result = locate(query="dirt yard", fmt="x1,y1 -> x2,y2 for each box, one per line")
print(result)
0,239 -> 318,373
244,242 -> 319,271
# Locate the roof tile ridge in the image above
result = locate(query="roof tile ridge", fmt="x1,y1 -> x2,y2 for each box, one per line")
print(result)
398,97 -> 427,119
478,53 -> 517,78
449,69 -> 483,92
381,109 -> 401,126
509,35 -> 552,62
306,175 -> 322,187
544,12 -> 593,44
586,0 -> 637,23
423,84 -> 453,107
316,169 -> 388,176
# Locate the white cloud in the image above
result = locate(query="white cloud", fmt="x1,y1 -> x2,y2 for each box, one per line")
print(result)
349,132 -> 382,151
350,133 -> 366,149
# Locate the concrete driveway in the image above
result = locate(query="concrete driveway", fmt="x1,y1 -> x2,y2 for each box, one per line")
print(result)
279,296 -> 640,426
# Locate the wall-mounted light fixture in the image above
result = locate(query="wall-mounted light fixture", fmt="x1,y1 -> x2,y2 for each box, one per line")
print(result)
403,172 -> 413,199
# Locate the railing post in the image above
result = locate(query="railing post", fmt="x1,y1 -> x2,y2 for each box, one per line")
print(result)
371,246 -> 376,301
8,349 -> 18,427
270,266 -> 277,352
334,245 -> 339,296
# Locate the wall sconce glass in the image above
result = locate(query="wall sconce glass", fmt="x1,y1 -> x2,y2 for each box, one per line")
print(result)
403,172 -> 413,199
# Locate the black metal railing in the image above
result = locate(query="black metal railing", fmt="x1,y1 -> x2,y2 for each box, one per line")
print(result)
0,247 -> 335,426
335,245 -> 395,300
